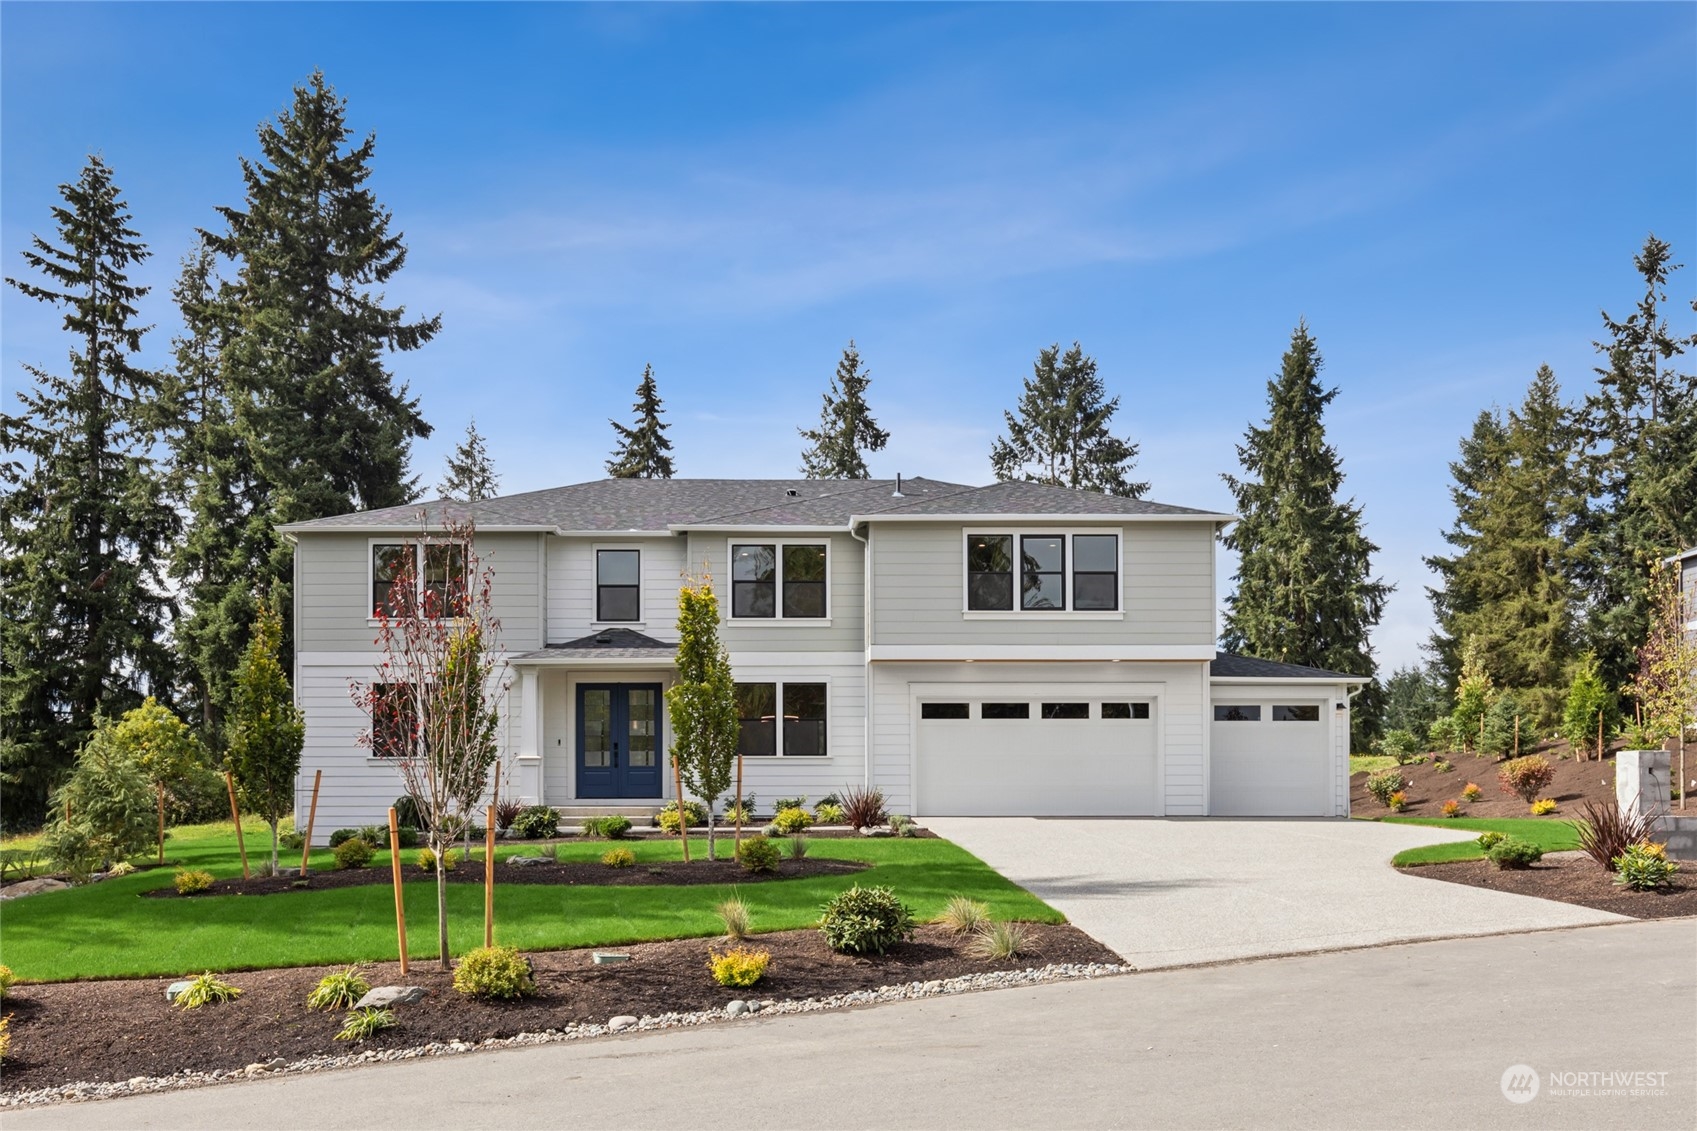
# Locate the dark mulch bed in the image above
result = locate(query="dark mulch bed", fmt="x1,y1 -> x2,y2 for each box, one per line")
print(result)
0,923 -> 1116,1092
1403,850 -> 1697,919
1352,741 -> 1631,819
144,856 -> 868,898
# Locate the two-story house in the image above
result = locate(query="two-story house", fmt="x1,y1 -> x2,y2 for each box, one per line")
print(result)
282,476 -> 1364,837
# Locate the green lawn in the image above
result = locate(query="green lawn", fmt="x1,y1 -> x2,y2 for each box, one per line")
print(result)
0,820 -> 1060,983
1383,816 -> 1582,866
1349,754 -> 1398,775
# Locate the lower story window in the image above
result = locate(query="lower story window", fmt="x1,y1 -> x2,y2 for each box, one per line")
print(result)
369,682 -> 421,758
735,681 -> 826,756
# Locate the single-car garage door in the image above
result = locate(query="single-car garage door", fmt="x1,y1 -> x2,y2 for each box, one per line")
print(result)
1210,700 -> 1330,816
916,696 -> 1159,816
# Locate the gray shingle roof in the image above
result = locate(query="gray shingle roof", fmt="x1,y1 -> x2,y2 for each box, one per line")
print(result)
280,476 -> 1226,533
1210,652 -> 1363,680
515,627 -> 677,662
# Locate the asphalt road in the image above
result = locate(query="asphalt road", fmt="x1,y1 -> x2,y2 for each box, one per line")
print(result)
8,919 -> 1693,1130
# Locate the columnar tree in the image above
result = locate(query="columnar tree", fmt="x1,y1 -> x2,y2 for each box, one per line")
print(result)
111,697 -> 218,853
0,155 -> 178,826
354,521 -> 509,966
1561,652 -> 1617,761
665,575 -> 739,861
204,70 -> 438,667
1425,367 -> 1584,728
226,600 -> 305,874
799,340 -> 890,479
606,364 -> 676,478
1220,322 -> 1390,746
990,342 -> 1147,497
438,419 -> 500,501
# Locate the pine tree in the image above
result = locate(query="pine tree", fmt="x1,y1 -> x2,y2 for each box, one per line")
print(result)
0,156 -> 178,826
605,364 -> 675,478
990,342 -> 1147,497
203,71 -> 438,663
799,341 -> 890,479
1425,367 -> 1584,729
438,419 -> 500,501
1220,322 -> 1390,746
1578,235 -> 1697,687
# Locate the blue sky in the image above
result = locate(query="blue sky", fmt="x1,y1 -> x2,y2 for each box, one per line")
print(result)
3,2 -> 1694,671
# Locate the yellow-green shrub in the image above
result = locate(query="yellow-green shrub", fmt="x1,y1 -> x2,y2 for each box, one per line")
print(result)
416,847 -> 459,872
600,848 -> 636,868
708,947 -> 769,988
174,869 -> 214,894
1530,798 -> 1557,816
771,807 -> 814,834
452,946 -> 536,1000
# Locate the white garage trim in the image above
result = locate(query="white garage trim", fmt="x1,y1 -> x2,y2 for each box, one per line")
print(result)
1207,681 -> 1350,817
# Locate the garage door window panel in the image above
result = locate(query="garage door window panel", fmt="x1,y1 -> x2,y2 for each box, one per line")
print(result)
981,702 -> 1030,720
1273,705 -> 1320,721
967,535 -> 1014,610
1021,536 -> 1065,610
1102,702 -> 1150,720
1041,702 -> 1088,719
921,702 -> 970,720
1215,705 -> 1262,722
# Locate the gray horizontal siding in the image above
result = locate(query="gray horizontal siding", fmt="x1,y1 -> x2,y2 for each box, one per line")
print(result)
685,531 -> 866,653
546,534 -> 688,644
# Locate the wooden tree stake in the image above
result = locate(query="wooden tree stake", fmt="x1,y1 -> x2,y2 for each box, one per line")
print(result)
734,749 -> 744,851
300,769 -> 323,876
157,783 -> 166,866
484,804 -> 496,948
1513,714 -> 1520,758
1597,709 -> 1604,762
225,770 -> 250,880
389,806 -> 409,975
673,757 -> 691,863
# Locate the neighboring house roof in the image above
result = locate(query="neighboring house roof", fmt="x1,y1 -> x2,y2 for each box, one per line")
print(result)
278,476 -> 1231,534
1209,652 -> 1364,681
514,627 -> 676,663
1668,546 -> 1697,564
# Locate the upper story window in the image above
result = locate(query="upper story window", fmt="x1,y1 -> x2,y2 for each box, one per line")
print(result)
372,542 -> 467,618
731,541 -> 828,619
596,549 -> 641,622
965,531 -> 1119,613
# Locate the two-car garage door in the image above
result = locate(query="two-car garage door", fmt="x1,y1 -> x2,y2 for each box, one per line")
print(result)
915,695 -> 1159,816
1210,700 -> 1332,816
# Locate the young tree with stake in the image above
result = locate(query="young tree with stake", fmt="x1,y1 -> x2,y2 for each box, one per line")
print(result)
226,600 -> 305,875
665,574 -> 740,861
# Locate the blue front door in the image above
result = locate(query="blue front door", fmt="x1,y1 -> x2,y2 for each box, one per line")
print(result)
576,683 -> 663,798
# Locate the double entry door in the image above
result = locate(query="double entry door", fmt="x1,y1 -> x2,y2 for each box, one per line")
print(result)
576,683 -> 663,798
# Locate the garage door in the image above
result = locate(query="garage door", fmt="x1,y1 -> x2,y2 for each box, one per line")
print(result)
1210,701 -> 1330,816
916,697 -> 1159,816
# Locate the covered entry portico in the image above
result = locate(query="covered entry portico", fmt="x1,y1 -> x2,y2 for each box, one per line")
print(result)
510,629 -> 677,807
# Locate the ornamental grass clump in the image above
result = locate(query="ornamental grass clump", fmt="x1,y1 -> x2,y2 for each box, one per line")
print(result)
716,894 -> 752,940
336,1006 -> 395,1042
1574,800 -> 1658,873
839,785 -> 887,831
708,947 -> 769,988
175,972 -> 242,1009
787,833 -> 809,860
936,895 -> 990,935
306,967 -> 371,1011
452,946 -> 536,1000
820,885 -> 915,955
968,920 -> 1033,961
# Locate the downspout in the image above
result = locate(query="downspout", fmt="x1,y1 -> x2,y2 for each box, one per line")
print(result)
849,521 -> 873,790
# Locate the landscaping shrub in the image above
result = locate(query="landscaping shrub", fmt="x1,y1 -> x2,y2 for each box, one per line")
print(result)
0,1015 -> 9,1064
1574,800 -> 1658,873
1530,798 -> 1557,816
278,831 -> 305,852
510,806 -> 559,840
1387,791 -> 1409,812
772,806 -> 813,834
174,972 -> 242,1009
708,946 -> 770,988
968,920 -> 1032,960
1365,769 -> 1404,808
657,799 -> 708,833
1433,760 -> 1455,774
1613,842 -> 1679,892
815,802 -> 845,825
307,967 -> 371,1011
889,814 -> 919,837
0,965 -> 15,1001
1476,831 -> 1507,851
41,721 -> 156,878
1487,838 -> 1544,870
1441,800 -> 1461,818
453,946 -> 536,1000
493,798 -> 524,832
722,798 -> 757,825
736,834 -> 780,874
174,869 -> 214,895
1479,692 -> 1520,759
936,896 -> 990,935
819,885 -> 915,955
395,826 -> 420,848
336,1006 -> 395,1041
1427,716 -> 1460,755
416,847 -> 459,872
582,814 -> 632,840
1462,782 -> 1483,802
107,860 -> 136,877
787,833 -> 809,860
1497,755 -> 1555,804
773,795 -> 808,812
356,825 -> 388,848
600,848 -> 636,868
328,828 -> 360,848
839,785 -> 887,831
393,794 -> 425,830
1376,729 -> 1423,765
716,895 -> 752,939
333,838 -> 374,870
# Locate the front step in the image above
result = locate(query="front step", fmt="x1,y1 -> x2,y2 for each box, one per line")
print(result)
550,804 -> 664,819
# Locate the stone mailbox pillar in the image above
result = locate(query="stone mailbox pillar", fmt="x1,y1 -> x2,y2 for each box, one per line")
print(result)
1616,748 -> 1671,823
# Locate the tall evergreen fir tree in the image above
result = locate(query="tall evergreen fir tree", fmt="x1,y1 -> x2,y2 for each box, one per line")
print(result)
605,364 -> 676,478
990,342 -> 1147,497
1425,367 -> 1584,729
798,340 -> 890,479
1577,235 -> 1697,688
161,238 -> 264,742
0,156 -> 179,825
438,419 -> 500,501
1220,322 -> 1390,747
203,71 -> 438,664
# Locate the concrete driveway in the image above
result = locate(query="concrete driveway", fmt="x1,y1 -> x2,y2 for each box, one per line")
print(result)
925,817 -> 1629,968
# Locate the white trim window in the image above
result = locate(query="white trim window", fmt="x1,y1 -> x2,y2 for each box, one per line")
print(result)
734,680 -> 828,756
964,531 -> 1120,613
370,540 -> 466,619
595,548 -> 641,622
729,541 -> 829,619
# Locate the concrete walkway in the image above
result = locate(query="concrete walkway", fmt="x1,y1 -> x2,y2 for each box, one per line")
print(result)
924,816 -> 1629,967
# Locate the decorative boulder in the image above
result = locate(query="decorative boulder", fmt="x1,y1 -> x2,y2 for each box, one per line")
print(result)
354,985 -> 426,1009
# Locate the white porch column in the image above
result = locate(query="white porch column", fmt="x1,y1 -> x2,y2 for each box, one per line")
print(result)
516,667 -> 543,805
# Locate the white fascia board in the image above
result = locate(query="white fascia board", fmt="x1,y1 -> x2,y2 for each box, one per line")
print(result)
666,524 -> 849,533
509,655 -> 677,668
278,522 -> 557,535
1210,675 -> 1368,685
851,512 -> 1236,525
868,645 -> 1216,662
553,529 -> 675,537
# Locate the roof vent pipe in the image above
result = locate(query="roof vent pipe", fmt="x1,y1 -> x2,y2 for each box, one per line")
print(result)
892,473 -> 904,498
786,488 -> 799,497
